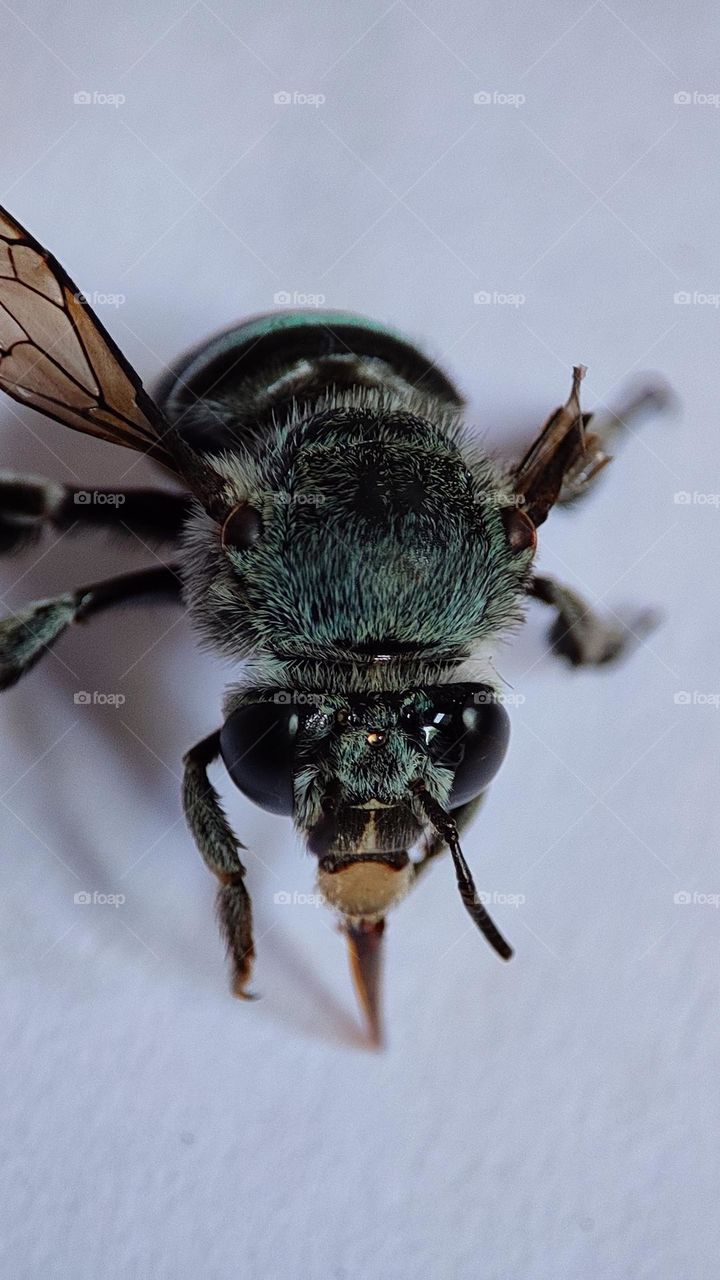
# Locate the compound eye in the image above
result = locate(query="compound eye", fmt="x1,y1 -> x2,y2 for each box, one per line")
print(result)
219,702 -> 299,815
426,690 -> 510,807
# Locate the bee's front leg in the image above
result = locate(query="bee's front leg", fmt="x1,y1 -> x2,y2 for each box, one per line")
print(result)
529,575 -> 659,667
182,731 -> 256,999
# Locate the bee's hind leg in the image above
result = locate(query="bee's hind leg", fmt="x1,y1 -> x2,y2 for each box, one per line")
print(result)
0,471 -> 191,554
529,575 -> 659,667
0,564 -> 182,689
182,731 -> 256,999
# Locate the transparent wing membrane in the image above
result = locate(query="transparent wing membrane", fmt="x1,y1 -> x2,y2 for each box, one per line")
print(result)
0,206 -> 175,469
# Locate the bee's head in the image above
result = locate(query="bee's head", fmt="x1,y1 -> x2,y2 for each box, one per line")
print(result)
219,683 -> 510,922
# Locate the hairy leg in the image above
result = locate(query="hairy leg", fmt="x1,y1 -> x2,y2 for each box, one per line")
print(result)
182,731 -> 255,998
529,574 -> 658,666
0,564 -> 182,689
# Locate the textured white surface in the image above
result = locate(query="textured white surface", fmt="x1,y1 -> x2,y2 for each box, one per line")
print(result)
1,3 -> 719,1277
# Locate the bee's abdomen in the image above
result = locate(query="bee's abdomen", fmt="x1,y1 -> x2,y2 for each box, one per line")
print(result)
154,310 -> 463,455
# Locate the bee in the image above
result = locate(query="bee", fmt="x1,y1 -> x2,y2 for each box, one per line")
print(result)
0,205 -> 667,1044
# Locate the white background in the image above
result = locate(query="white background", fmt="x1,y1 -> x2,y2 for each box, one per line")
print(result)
1,3 -> 719,1277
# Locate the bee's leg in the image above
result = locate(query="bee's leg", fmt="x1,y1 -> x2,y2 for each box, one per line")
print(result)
412,796 -> 485,881
0,564 -> 182,689
0,471 -> 191,554
558,382 -> 672,506
182,731 -> 255,998
529,574 -> 659,666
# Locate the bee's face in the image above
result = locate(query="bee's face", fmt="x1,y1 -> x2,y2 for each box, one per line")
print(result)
218,683 -> 509,922
220,683 -> 510,831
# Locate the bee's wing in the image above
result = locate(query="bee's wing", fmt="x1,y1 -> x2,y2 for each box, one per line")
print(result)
514,364 -> 587,526
0,205 -> 177,470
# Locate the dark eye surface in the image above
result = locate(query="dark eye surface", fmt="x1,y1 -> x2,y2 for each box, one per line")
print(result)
221,501 -> 263,550
219,702 -> 299,815
421,688 -> 510,807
